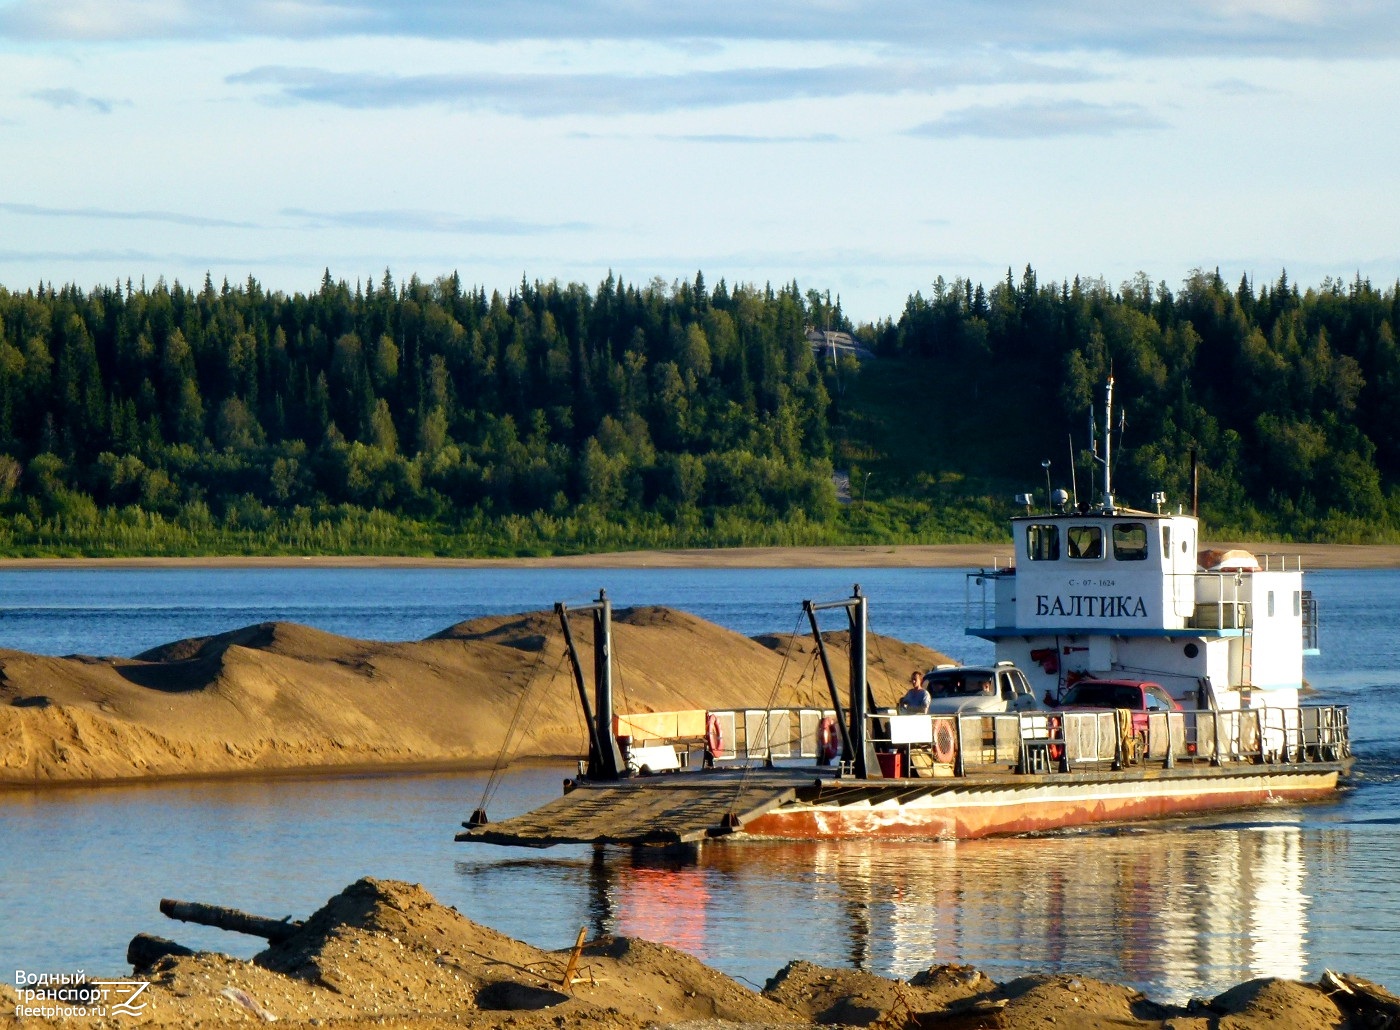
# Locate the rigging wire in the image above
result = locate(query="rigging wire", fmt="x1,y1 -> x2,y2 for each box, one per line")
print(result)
610,612 -> 634,742
473,636 -> 570,819
724,607 -> 809,816
866,609 -> 894,711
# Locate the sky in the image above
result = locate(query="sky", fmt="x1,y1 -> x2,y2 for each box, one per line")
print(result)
1,1 -> 1399,322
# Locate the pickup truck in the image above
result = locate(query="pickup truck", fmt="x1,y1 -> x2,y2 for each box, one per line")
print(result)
1056,678 -> 1181,735
917,662 -> 1041,714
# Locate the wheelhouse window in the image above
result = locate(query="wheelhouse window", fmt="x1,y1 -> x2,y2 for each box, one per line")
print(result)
1066,525 -> 1103,560
925,670 -> 995,698
1026,524 -> 1059,561
1113,523 -> 1149,561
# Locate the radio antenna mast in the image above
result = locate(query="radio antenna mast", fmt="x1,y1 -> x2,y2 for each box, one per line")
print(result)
1096,377 -> 1115,511
1068,433 -> 1079,509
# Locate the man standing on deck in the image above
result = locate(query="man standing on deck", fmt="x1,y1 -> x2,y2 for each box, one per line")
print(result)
900,671 -> 931,713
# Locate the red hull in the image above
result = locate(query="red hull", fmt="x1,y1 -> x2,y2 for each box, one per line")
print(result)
739,772 -> 1340,840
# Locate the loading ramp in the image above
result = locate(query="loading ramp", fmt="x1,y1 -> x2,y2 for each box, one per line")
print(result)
455,773 -> 805,847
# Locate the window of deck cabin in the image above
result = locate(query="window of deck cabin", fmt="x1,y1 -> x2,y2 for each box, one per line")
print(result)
1027,524 -> 1059,561
1112,523 -> 1149,561
1066,525 -> 1103,559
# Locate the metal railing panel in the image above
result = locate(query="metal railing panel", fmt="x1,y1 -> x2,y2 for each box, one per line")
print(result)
697,702 -> 1348,772
742,709 -> 772,758
797,709 -> 834,757
765,709 -> 793,758
712,710 -> 737,760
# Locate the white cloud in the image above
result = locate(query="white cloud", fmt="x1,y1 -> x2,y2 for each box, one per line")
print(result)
281,208 -> 593,235
226,58 -> 1090,115
0,202 -> 255,229
907,99 -> 1167,140
0,0 -> 201,41
28,86 -> 123,112
2,0 -> 1396,59
0,2 -> 1396,319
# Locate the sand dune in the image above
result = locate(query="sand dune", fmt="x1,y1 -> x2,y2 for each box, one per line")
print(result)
0,607 -> 951,787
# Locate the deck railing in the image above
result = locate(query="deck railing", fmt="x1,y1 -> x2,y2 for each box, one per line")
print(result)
625,707 -> 838,765
854,704 -> 1350,777
630,703 -> 1350,777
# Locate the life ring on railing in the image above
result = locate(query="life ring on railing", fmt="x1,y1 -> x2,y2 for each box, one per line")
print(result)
932,719 -> 957,764
705,712 -> 723,757
1047,715 -> 1064,762
817,716 -> 840,763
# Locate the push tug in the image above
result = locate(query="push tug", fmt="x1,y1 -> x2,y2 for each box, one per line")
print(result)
458,382 -> 1351,847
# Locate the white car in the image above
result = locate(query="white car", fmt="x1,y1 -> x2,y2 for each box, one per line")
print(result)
920,663 -> 1041,714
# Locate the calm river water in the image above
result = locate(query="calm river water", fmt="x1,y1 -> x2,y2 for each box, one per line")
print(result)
1,565 -> 1397,1003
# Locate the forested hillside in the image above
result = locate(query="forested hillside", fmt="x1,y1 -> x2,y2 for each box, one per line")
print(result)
0,266 -> 1396,556
876,268 -> 1400,541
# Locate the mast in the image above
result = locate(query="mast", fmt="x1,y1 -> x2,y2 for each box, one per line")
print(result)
1095,376 -> 1115,511
1103,376 -> 1114,509
555,590 -> 625,781
805,586 -> 880,779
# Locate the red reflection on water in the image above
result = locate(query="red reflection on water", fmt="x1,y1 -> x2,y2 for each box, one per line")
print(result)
614,864 -> 712,956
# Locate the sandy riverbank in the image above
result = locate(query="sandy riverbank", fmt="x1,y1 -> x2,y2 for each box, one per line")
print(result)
1,540 -> 1398,569
5,875 -> 1393,1029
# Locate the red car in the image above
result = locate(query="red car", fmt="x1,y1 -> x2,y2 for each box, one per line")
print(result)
1057,678 -> 1181,736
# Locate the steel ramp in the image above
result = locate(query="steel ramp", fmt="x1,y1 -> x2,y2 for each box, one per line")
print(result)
456,777 -> 799,847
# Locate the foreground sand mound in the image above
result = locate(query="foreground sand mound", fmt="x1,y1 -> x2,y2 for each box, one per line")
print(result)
15,876 -> 1383,1029
125,877 -> 802,1028
764,958 -> 993,1023
761,961 -> 1364,1030
0,606 -> 951,786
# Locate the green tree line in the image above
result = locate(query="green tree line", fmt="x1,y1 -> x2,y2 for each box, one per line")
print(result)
0,271 -> 847,554
879,268 -> 1400,541
0,266 -> 1397,555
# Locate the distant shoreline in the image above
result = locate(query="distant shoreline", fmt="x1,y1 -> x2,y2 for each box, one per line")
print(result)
0,541 -> 1396,569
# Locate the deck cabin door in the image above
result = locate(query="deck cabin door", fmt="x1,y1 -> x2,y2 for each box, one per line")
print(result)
1164,521 -> 1195,618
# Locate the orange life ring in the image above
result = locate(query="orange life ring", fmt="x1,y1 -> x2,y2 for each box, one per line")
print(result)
817,716 -> 840,762
705,712 -> 723,756
933,719 -> 957,763
1048,715 -> 1065,762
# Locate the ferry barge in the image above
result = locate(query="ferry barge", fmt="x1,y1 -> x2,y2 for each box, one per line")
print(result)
458,381 -> 1351,847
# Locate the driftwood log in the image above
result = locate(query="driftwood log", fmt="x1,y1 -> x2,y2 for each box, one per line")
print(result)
159,898 -> 304,943
1322,970 -> 1400,1026
127,932 -> 195,970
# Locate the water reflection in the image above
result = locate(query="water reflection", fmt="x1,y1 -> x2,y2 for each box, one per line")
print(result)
3,567 -> 1398,1005
460,820 -> 1315,1003
1,764 -> 1392,1006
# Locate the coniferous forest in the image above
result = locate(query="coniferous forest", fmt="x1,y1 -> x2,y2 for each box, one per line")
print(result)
0,266 -> 1397,556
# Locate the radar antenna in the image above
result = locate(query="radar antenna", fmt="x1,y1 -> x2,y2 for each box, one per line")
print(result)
1094,377 -> 1115,511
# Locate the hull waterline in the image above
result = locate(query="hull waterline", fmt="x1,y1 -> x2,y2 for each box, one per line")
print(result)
740,767 -> 1342,840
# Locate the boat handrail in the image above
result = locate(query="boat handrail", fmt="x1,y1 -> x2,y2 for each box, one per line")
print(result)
688,702 -> 1349,776
1255,553 -> 1305,572
853,703 -> 1350,778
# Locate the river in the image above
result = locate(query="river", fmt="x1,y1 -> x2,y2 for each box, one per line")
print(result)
1,565 -> 1397,1003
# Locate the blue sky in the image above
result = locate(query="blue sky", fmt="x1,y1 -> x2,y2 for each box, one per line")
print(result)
2,0 -> 1398,320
